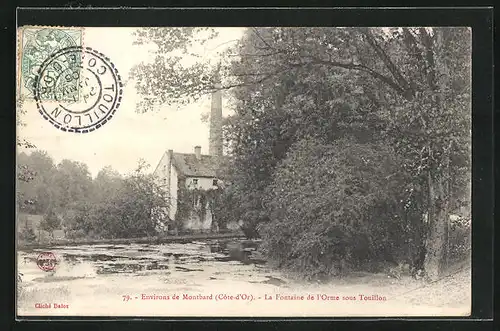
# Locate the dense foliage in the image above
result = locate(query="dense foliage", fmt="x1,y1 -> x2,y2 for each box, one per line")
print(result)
130,27 -> 472,280
40,207 -> 61,238
175,185 -> 226,233
14,27 -> 472,282
260,138 -> 408,277
16,153 -> 170,240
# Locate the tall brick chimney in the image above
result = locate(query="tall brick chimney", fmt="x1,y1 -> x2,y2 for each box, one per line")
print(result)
194,145 -> 201,160
209,69 -> 223,157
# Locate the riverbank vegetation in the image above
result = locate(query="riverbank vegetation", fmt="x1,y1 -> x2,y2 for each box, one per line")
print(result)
17,27 -> 471,282
16,154 -> 170,242
132,27 -> 471,281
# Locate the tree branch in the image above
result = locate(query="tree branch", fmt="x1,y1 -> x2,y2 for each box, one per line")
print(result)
401,28 -> 427,85
212,67 -> 293,92
361,28 -> 414,99
402,28 -> 425,64
297,56 -> 408,97
228,51 -> 285,58
251,27 -> 275,51
419,28 -> 438,91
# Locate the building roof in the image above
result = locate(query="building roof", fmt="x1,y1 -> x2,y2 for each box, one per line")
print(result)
171,152 -> 218,178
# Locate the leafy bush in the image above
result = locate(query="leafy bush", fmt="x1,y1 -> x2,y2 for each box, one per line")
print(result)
261,138 -> 409,279
448,215 -> 471,263
19,223 -> 37,242
61,164 -> 169,239
92,173 -> 169,238
61,201 -> 97,239
40,207 -> 61,237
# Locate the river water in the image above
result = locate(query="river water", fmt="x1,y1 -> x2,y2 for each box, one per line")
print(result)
17,239 -> 471,317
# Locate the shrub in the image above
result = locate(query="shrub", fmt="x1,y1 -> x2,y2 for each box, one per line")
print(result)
448,215 -> 471,263
61,169 -> 169,239
261,138 -> 409,279
19,223 -> 37,242
40,207 -> 61,238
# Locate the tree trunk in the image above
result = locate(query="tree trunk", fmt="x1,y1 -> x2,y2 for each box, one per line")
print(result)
406,206 -> 426,276
424,170 -> 448,281
423,28 -> 452,281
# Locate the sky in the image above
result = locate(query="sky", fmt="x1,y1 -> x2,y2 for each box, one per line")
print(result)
17,27 -> 246,177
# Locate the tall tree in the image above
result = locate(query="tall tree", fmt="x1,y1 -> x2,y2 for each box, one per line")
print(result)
131,27 -> 471,280
40,206 -> 61,239
52,159 -> 93,211
93,165 -> 124,202
93,160 -> 170,238
16,150 -> 57,214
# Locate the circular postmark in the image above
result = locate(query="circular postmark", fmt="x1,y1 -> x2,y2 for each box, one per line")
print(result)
36,251 -> 57,271
34,46 -> 123,133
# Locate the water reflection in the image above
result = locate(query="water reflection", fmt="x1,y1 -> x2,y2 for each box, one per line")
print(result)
21,239 -> 267,277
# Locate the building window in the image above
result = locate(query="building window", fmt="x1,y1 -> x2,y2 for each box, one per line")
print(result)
213,179 -> 218,186
192,178 -> 198,185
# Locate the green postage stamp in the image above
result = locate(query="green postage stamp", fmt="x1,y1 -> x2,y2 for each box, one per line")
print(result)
18,27 -> 83,101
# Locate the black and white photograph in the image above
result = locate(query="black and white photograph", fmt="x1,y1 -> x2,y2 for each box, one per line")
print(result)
16,24 -> 472,317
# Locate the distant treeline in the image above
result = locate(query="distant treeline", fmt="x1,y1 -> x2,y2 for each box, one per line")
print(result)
17,152 -> 169,241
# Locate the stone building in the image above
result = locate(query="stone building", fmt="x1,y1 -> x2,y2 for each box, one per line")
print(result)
153,79 -> 224,231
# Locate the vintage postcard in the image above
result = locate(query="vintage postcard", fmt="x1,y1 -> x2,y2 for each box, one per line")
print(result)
16,26 -> 472,317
